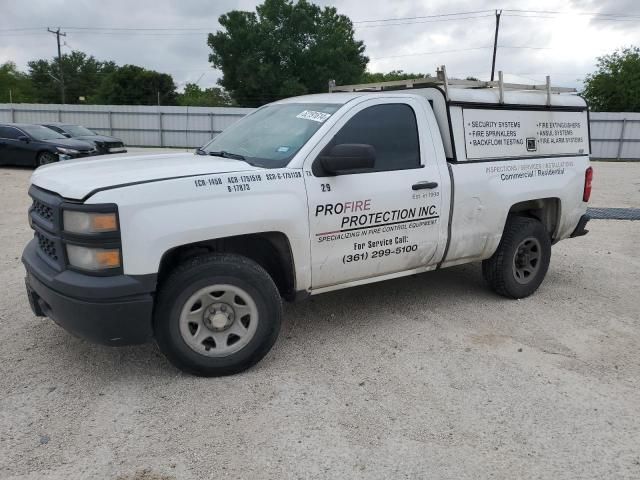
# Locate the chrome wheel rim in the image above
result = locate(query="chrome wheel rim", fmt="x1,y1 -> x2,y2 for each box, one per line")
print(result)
179,284 -> 259,357
512,237 -> 542,285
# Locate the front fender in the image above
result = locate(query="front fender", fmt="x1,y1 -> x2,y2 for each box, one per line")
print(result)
88,169 -> 311,291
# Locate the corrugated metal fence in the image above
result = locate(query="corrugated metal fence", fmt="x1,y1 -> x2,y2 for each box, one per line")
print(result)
0,104 -> 639,159
0,103 -> 254,149
590,112 -> 640,160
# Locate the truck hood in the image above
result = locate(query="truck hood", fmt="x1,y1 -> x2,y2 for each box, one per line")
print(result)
31,152 -> 258,200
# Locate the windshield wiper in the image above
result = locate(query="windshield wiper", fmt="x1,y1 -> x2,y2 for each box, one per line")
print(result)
208,150 -> 246,161
206,150 -> 261,167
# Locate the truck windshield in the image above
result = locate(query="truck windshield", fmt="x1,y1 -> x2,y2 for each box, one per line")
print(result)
200,103 -> 342,168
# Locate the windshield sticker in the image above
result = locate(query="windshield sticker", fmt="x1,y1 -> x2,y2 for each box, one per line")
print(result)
276,146 -> 291,153
296,110 -> 331,123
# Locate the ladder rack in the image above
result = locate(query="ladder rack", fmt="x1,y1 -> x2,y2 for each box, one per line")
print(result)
328,65 -> 576,106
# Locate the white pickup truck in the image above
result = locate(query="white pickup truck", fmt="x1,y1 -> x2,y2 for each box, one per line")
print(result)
23,74 -> 592,376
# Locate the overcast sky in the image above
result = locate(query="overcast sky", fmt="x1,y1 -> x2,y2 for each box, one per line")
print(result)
1,0 -> 639,91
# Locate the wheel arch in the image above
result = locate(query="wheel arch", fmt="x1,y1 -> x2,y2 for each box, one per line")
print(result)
507,197 -> 562,241
157,231 -> 297,300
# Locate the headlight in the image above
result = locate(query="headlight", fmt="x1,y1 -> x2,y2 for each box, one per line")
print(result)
56,147 -> 80,155
66,245 -> 121,270
63,210 -> 118,234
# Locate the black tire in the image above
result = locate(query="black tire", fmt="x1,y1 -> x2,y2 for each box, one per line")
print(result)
37,151 -> 58,167
482,216 -> 551,299
154,253 -> 282,376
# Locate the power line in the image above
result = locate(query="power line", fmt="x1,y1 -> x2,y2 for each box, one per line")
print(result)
503,9 -> 640,19
0,9 -> 495,32
58,26 -> 214,31
59,31 -> 210,36
502,13 -> 640,22
36,14 -> 496,33
356,14 -> 494,28
0,32 -> 49,36
353,9 -> 494,24
1,7 -> 639,34
0,27 -> 46,32
0,15 -> 495,37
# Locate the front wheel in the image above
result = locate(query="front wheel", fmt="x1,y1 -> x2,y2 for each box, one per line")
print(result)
36,151 -> 58,167
154,253 -> 282,376
482,216 -> 551,299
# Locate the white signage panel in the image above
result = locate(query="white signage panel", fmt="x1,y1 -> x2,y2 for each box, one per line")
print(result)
462,108 -> 589,160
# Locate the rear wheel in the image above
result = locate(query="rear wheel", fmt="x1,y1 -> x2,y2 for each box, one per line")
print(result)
37,151 -> 57,167
154,253 -> 282,376
482,216 -> 551,299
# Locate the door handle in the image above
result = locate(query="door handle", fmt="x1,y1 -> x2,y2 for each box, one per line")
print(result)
412,181 -> 438,190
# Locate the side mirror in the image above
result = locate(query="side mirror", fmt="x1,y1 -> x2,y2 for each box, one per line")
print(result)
319,144 -> 375,175
195,147 -> 205,155
18,135 -> 29,143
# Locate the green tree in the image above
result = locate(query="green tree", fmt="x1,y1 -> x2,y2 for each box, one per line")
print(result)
359,71 -> 480,84
96,65 -> 178,105
0,62 -> 33,103
177,83 -> 233,106
28,51 -> 116,104
208,0 -> 368,106
583,46 -> 640,112
360,70 -> 429,83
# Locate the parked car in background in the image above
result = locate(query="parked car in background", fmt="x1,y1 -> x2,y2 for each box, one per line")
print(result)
41,123 -> 127,155
0,123 -> 96,167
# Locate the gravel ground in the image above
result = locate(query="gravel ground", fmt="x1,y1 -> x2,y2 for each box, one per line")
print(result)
0,159 -> 639,480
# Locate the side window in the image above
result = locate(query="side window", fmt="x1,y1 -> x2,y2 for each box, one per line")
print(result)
330,103 -> 421,172
0,126 -> 22,139
47,126 -> 63,133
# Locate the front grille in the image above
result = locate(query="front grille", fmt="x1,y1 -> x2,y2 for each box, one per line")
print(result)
29,186 -> 65,270
32,199 -> 53,222
35,231 -> 58,261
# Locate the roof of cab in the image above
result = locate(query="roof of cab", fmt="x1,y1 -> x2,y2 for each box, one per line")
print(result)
274,92 -> 364,105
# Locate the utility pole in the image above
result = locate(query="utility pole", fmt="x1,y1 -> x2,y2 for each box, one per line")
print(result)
490,10 -> 502,82
47,27 -> 66,103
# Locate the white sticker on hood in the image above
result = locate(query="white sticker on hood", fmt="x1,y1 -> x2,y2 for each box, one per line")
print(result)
296,110 -> 331,123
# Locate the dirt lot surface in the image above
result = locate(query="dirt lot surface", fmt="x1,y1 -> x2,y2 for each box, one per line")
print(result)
1,159 -> 639,479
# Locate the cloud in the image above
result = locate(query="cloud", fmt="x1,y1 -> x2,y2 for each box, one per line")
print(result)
1,0 -> 638,91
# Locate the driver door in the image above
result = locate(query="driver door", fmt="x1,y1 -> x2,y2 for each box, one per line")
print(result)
304,98 -> 444,289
